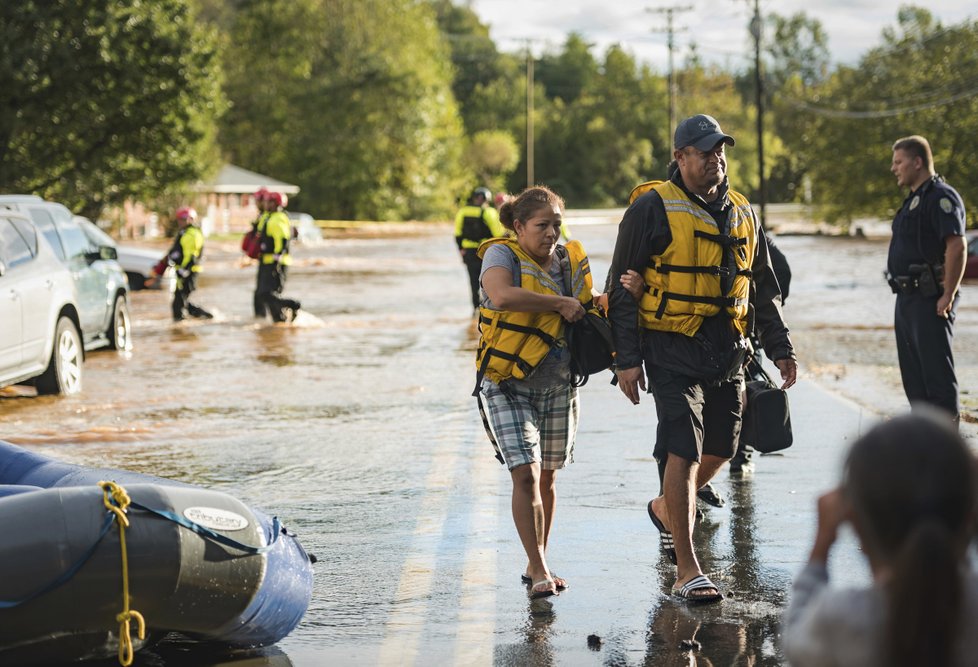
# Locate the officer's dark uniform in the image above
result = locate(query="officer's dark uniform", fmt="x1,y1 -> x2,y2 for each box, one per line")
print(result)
886,175 -> 965,421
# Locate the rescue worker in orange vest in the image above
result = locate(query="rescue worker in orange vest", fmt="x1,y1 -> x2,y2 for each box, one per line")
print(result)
255,191 -> 301,323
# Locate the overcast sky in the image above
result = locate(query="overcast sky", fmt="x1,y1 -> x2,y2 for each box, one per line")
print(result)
466,1 -> 976,70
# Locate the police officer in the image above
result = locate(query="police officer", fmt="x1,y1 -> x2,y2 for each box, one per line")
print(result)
150,206 -> 212,321
886,135 -> 966,425
455,186 -> 506,311
256,191 -> 302,323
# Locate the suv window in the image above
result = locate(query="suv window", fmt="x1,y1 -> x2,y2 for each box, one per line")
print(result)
26,208 -> 65,261
10,218 -> 37,256
54,216 -> 92,260
0,219 -> 34,269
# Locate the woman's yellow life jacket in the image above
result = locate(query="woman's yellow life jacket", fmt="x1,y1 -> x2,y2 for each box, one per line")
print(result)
637,180 -> 756,337
473,238 -> 596,392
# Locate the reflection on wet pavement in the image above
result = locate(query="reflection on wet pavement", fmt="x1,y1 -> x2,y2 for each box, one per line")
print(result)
0,226 -> 952,665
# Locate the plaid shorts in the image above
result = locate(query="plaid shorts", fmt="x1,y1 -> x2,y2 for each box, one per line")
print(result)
480,379 -> 579,470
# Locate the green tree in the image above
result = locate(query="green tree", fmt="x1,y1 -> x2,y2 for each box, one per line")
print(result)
222,0 -> 467,220
788,7 -> 978,225
0,0 -> 225,219
462,130 -> 520,194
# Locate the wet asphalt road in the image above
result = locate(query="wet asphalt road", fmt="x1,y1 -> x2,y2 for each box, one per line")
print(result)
0,224 -> 922,666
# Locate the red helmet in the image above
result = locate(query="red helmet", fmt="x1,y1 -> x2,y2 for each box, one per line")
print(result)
175,206 -> 198,222
266,191 -> 287,208
254,187 -> 269,202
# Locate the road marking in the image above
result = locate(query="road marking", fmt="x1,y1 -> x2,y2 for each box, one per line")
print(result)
453,448 -> 500,665
377,439 -> 457,666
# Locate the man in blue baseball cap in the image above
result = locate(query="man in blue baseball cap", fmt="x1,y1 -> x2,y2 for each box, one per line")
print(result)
605,113 -> 797,603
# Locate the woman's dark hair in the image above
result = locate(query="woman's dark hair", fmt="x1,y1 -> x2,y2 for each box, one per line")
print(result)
843,411 -> 977,667
498,185 -> 564,231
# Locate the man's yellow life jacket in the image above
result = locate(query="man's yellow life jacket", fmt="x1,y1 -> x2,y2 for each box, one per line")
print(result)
636,180 -> 756,337
474,238 -> 596,392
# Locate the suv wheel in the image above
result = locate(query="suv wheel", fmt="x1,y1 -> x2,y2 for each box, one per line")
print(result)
35,316 -> 83,395
108,295 -> 132,351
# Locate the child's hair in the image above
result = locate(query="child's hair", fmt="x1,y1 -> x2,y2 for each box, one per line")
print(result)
843,411 -> 977,667
498,185 -> 564,231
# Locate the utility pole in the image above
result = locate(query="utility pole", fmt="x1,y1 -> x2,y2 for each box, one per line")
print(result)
749,0 -> 767,229
647,5 -> 693,140
526,44 -> 534,187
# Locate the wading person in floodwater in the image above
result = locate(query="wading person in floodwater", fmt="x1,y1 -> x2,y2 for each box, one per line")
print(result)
148,206 -> 212,321
783,411 -> 978,667
607,114 -> 796,603
474,186 -> 596,600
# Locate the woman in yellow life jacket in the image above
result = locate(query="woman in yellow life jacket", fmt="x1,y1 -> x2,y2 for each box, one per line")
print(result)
475,185 -> 593,600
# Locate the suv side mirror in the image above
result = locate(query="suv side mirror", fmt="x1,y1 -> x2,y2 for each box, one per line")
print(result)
85,245 -> 117,263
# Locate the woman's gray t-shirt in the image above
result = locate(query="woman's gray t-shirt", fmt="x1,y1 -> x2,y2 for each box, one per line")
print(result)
478,244 -> 571,388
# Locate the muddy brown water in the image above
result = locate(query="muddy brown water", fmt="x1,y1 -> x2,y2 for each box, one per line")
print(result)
2,225 -> 976,666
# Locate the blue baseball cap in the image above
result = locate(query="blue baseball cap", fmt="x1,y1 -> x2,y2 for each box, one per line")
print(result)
674,114 -> 736,151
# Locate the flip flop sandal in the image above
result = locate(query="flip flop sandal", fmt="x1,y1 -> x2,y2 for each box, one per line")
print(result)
672,574 -> 724,604
647,500 -> 677,565
696,482 -> 725,508
528,579 -> 557,600
522,574 -> 568,591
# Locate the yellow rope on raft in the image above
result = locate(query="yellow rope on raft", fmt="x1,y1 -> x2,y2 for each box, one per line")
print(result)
99,481 -> 146,667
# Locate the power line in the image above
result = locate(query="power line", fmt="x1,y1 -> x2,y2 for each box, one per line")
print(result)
647,4 -> 693,138
784,84 -> 978,119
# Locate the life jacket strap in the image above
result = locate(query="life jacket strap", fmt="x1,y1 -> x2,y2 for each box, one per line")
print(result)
694,230 -> 748,247
654,292 -> 749,319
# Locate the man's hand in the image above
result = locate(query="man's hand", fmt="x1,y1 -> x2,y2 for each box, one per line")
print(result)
615,365 -> 646,405
143,274 -> 158,288
937,292 -> 954,319
775,357 -> 798,389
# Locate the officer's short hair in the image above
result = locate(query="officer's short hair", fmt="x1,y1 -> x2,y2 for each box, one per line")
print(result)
892,135 -> 934,172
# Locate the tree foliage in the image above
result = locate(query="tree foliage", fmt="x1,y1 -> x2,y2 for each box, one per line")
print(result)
222,0 -> 467,220
0,0 -> 225,219
779,7 -> 978,225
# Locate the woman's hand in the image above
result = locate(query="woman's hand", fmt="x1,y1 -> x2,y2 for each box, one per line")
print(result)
810,488 -> 848,565
556,296 -> 585,323
619,270 -> 646,301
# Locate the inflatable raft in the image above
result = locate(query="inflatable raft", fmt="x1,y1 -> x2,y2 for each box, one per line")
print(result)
0,440 -> 314,665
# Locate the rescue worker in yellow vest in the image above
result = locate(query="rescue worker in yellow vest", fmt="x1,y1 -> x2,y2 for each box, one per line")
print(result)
256,191 -> 301,323
250,187 -> 272,317
152,206 -> 212,322
455,186 -> 506,311
608,114 -> 797,604
474,186 -> 594,601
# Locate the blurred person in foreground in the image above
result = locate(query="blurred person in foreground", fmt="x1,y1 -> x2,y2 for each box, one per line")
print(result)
783,411 -> 978,667
148,206 -> 212,321
255,191 -> 302,323
474,186 -> 596,600
455,186 -> 506,312
885,135 -> 966,427
607,114 -> 796,603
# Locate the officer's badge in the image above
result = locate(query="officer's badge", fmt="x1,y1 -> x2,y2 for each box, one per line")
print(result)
909,195 -> 920,210
940,197 -> 953,213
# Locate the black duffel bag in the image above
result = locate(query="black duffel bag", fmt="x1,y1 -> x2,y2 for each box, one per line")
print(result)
566,309 -> 614,387
741,360 -> 793,453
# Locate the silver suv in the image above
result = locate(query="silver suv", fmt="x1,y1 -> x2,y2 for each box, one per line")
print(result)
0,196 -> 131,352
0,211 -> 84,395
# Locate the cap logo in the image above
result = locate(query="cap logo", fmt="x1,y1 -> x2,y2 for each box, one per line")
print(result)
698,121 -> 714,131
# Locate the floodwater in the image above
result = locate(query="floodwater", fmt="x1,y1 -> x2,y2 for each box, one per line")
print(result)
2,223 -> 977,666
